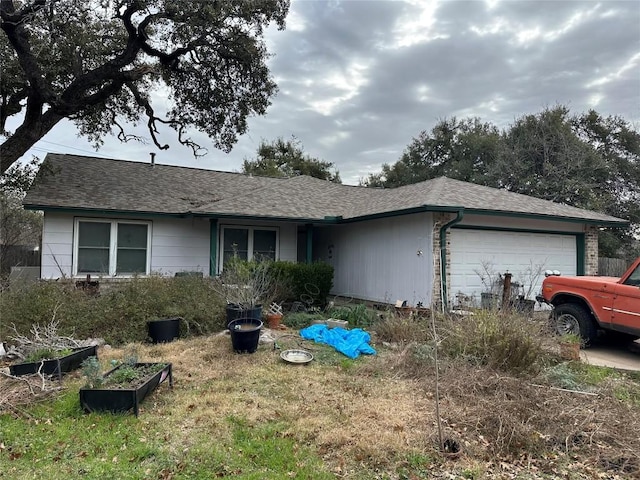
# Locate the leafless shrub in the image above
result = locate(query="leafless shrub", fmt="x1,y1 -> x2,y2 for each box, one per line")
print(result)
211,257 -> 283,308
9,316 -> 82,360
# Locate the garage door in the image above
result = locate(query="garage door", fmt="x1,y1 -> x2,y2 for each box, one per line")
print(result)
449,229 -> 577,306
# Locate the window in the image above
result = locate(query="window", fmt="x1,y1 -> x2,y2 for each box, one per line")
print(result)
624,264 -> 640,287
74,219 -> 151,276
220,226 -> 278,269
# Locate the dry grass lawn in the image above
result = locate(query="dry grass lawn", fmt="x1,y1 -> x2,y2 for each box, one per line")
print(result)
2,326 -> 639,479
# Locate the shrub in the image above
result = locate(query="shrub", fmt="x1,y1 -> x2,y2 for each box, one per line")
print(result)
0,276 -> 226,345
326,303 -> 376,327
372,313 -> 431,344
269,261 -> 333,308
437,311 -> 548,375
282,312 -> 325,330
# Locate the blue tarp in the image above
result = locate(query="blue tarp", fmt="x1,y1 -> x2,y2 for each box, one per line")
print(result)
299,324 -> 376,359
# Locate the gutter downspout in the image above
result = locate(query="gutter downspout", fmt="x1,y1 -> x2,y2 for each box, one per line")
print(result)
439,209 -> 464,313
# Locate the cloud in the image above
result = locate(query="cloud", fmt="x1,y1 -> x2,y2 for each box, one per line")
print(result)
10,0 -> 640,186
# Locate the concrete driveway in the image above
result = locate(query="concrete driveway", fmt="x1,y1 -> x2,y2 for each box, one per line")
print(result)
580,339 -> 640,371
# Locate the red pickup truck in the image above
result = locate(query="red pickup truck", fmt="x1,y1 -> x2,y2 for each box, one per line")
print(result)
539,257 -> 640,345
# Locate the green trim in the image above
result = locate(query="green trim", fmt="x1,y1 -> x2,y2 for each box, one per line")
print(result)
453,224 -> 586,275
339,205 -> 462,223
439,209 -> 464,312
24,205 -> 188,218
306,224 -> 313,264
28,204 -> 627,228
576,234 -> 585,275
209,219 -> 218,277
195,213 -> 332,224
335,206 -> 626,227
461,208 -> 628,227
452,224 -> 582,236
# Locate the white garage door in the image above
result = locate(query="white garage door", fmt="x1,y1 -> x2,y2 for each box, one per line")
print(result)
449,229 -> 577,306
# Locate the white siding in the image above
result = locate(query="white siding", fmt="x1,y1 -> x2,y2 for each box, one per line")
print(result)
41,213 -> 74,278
316,213 -> 434,305
40,213 -> 298,279
279,224 -> 297,262
150,217 -> 210,275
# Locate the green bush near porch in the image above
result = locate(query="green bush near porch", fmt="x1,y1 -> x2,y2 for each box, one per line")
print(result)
268,261 -> 334,308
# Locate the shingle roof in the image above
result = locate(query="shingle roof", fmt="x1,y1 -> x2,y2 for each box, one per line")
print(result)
23,153 -> 627,225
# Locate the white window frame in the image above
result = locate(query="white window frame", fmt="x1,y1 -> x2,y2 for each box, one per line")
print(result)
219,226 -> 279,272
73,218 -> 152,277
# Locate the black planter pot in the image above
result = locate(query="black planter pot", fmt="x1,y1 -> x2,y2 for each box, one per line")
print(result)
226,304 -> 262,327
79,362 -> 173,417
148,317 -> 181,343
9,345 -> 98,380
228,318 -> 263,354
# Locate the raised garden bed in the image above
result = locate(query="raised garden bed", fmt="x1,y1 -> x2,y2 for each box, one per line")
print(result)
9,345 -> 98,380
79,362 -> 172,416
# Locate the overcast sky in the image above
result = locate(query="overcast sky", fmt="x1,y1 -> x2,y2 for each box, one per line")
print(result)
17,0 -> 640,185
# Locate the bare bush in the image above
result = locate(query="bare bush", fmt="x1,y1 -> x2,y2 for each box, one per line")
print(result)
8,317 -> 82,360
212,257 -> 283,308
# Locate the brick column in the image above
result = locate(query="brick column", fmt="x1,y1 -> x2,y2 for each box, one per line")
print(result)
584,225 -> 599,275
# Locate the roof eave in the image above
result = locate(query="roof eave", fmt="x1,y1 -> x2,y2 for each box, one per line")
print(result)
339,205 -> 464,223
23,204 -> 189,218
462,208 -> 629,227
191,212 -> 338,224
26,204 -> 340,224
25,204 -> 628,228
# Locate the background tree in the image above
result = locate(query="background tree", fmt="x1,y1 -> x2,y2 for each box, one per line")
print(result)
242,136 -> 341,183
0,0 -> 290,174
366,118 -> 501,187
492,107 -> 611,207
0,157 -> 42,275
572,110 -> 640,255
363,106 -> 640,258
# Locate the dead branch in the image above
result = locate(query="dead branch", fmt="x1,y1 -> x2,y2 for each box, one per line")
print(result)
9,313 -> 83,358
529,383 -> 599,396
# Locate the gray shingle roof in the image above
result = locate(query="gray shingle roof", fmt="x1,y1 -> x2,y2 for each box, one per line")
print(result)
23,153 -> 627,225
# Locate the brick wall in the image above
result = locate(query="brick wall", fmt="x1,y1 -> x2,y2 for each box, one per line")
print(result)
584,225 -> 599,275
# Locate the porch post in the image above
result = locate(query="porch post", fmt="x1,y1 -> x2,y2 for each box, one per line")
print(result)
209,219 -> 218,276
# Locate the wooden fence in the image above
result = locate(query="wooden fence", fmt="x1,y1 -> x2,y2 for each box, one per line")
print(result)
598,257 -> 630,277
0,245 -> 40,275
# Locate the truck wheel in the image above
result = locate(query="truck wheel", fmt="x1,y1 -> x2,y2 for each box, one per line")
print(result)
552,303 -> 598,346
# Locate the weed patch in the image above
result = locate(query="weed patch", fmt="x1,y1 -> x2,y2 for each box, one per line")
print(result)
1,276 -> 225,345
437,311 -> 547,375
1,315 -> 639,479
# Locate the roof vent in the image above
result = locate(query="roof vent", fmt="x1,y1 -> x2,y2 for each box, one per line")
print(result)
150,152 -> 156,166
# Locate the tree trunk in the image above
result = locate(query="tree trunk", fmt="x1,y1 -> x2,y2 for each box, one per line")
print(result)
1,110 -> 64,174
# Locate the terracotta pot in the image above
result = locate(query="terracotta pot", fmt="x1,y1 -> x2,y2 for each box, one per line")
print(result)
559,341 -> 581,361
266,313 -> 283,329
